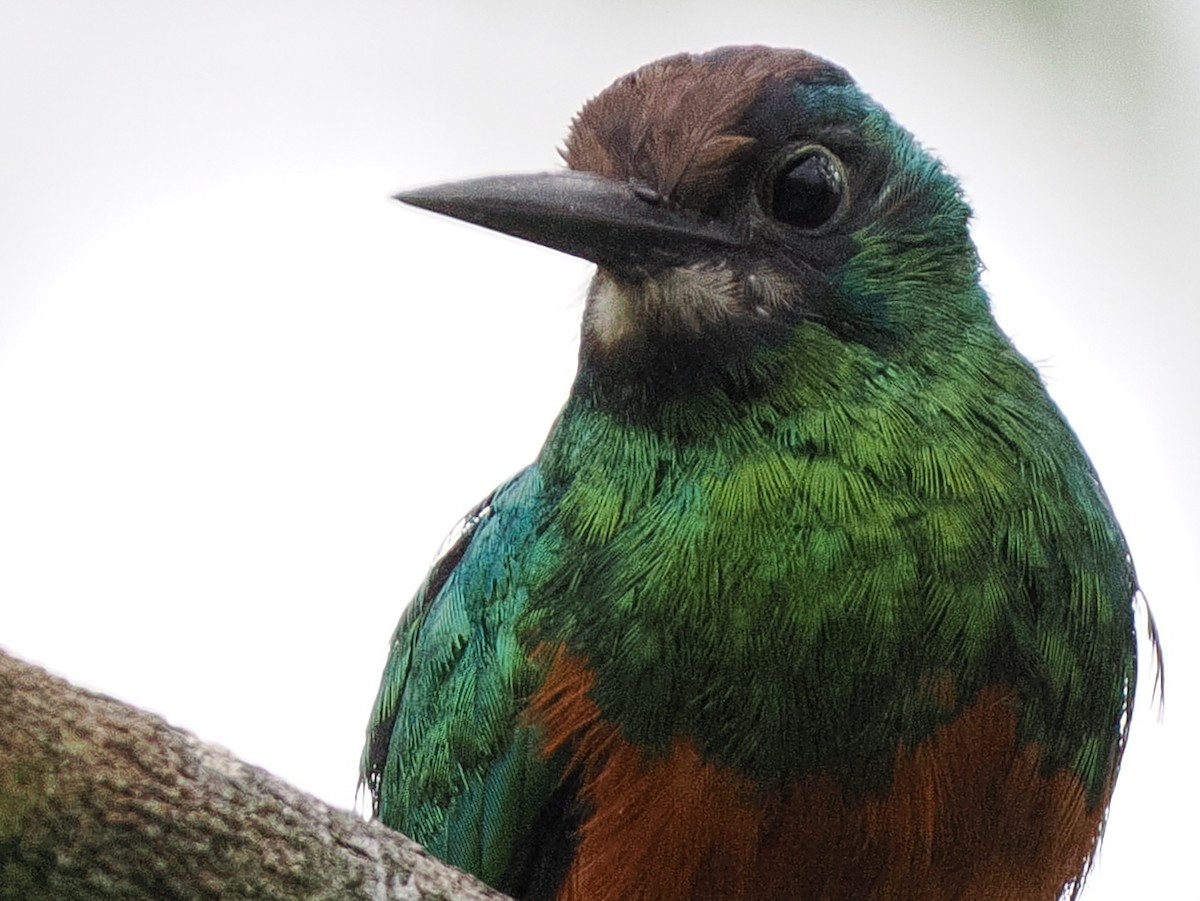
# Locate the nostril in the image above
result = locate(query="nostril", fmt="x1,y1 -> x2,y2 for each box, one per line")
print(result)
631,182 -> 666,205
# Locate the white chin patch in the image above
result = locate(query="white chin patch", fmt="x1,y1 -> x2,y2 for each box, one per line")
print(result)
584,265 -> 792,351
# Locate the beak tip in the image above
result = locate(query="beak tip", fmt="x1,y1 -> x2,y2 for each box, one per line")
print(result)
392,187 -> 432,209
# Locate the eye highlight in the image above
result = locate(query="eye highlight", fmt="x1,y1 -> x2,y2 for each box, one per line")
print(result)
770,145 -> 845,230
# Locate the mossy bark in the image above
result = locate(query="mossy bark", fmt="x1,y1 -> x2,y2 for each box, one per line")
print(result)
0,649 -> 512,901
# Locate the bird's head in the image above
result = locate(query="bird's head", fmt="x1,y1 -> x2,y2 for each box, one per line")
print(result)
400,46 -> 989,414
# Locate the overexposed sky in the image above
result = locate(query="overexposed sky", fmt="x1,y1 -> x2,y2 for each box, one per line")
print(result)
1,3 -> 1195,898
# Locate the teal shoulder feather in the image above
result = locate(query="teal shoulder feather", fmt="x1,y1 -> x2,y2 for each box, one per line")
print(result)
361,466 -> 563,889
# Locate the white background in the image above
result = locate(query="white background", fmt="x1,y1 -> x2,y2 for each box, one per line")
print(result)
1,2 -> 1195,898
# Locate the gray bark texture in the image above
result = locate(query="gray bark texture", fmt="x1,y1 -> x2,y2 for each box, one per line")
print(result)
0,648 -> 514,901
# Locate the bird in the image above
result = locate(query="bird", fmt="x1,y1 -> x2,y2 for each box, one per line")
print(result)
362,46 -> 1158,901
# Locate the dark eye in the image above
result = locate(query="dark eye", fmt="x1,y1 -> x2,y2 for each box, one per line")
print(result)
770,146 -> 845,230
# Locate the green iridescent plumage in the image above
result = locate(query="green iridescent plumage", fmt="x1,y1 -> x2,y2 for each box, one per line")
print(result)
363,46 -> 1148,900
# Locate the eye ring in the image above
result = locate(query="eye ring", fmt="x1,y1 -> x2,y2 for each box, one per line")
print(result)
767,144 -> 847,231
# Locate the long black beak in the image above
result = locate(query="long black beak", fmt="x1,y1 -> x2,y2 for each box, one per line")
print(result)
395,170 -> 740,274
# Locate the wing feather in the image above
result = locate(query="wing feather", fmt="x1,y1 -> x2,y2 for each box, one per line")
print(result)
361,466 -> 572,893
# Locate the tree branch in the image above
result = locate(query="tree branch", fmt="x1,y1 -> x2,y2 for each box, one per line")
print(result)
0,648 -> 513,901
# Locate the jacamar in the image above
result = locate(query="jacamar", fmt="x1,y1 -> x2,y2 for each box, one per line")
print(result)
363,46 -> 1156,901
